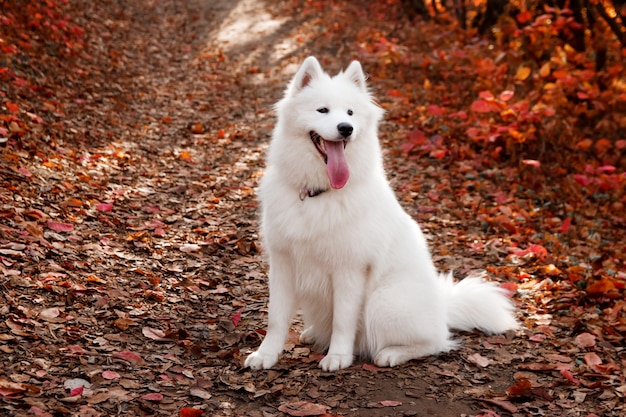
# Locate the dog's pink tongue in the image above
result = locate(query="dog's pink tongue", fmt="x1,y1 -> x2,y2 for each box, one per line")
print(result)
324,140 -> 349,189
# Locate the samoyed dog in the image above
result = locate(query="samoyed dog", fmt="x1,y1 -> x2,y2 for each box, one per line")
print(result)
245,57 -> 517,371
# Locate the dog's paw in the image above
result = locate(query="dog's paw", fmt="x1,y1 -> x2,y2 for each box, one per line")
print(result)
244,351 -> 279,370
319,353 -> 353,371
373,347 -> 410,368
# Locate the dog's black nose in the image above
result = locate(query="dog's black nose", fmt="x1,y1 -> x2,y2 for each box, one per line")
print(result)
337,123 -> 353,138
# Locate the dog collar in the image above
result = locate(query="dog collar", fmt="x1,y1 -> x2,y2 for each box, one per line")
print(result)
299,187 -> 328,200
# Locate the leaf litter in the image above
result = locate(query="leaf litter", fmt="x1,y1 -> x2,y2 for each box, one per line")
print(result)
0,0 -> 624,416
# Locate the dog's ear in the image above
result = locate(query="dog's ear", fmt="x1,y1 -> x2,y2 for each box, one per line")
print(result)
344,60 -> 367,92
291,56 -> 323,94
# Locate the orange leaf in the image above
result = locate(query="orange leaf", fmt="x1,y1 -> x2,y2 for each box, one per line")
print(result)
539,62 -> 551,77
191,124 -> 204,134
179,150 -> 193,161
515,66 -> 531,81
6,102 -> 18,113
586,278 -> 615,295
507,378 -> 532,399
595,138 -> 611,153
576,139 -> 593,151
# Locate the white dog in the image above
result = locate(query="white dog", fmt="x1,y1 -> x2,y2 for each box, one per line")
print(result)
245,57 -> 518,371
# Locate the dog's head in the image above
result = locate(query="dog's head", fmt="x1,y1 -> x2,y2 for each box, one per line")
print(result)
276,57 -> 383,190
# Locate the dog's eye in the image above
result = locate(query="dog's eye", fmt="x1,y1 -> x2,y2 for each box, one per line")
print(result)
347,109 -> 353,116
317,107 -> 329,114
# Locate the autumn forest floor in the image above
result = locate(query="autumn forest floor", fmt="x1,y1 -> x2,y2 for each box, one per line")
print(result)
1,1 -> 625,416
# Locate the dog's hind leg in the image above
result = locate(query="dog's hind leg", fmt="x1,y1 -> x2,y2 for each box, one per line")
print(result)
364,279 -> 456,367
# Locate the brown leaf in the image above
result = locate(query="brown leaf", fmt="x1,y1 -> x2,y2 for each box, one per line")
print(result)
278,401 -> 330,416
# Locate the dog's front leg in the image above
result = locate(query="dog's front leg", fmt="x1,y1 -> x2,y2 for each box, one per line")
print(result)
319,271 -> 363,371
245,253 -> 296,370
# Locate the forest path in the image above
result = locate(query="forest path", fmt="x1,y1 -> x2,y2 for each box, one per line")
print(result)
0,1 -> 622,416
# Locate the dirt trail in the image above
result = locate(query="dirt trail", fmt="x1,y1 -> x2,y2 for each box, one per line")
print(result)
1,1 -> 623,416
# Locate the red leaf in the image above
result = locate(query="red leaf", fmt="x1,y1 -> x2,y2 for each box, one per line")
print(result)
112,350 -> 143,363
29,406 -> 53,417
406,128 -> 425,145
180,408 -> 204,417
231,310 -> 242,327
70,386 -> 83,396
427,104 -> 444,116
559,217 -> 572,233
479,90 -> 495,100
516,10 -> 532,23
500,282 -> 518,295
559,368 -> 580,385
471,99 -> 493,113
362,363 -> 382,373
596,165 -> 616,174
429,149 -> 447,159
141,393 -> 163,402
102,370 -> 121,380
96,203 -> 113,212
47,221 -> 74,232
67,345 -> 86,355
573,174 -> 591,186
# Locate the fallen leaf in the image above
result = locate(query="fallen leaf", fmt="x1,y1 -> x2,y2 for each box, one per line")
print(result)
574,332 -> 596,348
96,203 -> 113,212
467,353 -> 492,367
231,310 -> 242,327
112,350 -> 143,363
278,400 -> 330,416
180,408 -> 204,417
141,392 -> 163,401
102,370 -> 121,380
47,221 -> 74,232
142,327 -> 172,341
560,368 -> 580,385
515,66 -> 531,80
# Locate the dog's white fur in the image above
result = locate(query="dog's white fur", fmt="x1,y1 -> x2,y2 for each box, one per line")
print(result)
245,57 -> 518,371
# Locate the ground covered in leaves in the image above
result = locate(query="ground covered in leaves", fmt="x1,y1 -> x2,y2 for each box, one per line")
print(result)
1,0 -> 625,416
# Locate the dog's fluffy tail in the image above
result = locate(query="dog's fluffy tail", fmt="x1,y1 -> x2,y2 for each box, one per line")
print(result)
438,272 -> 518,334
